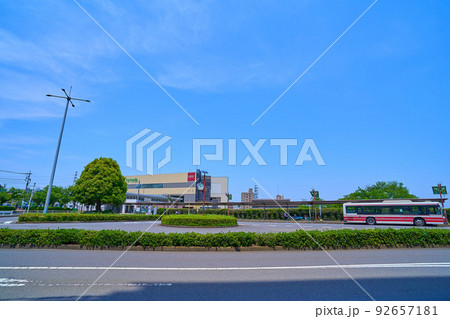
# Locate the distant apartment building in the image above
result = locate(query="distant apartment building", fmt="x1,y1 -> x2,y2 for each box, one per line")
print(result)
241,188 -> 254,209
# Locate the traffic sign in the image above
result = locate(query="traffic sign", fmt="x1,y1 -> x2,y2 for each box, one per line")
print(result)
432,186 -> 447,195
310,190 -> 319,198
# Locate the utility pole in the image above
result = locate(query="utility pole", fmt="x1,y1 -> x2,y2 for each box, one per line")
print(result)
71,171 -> 78,211
43,87 -> 90,214
73,171 -> 78,186
25,171 -> 32,193
27,183 -> 36,213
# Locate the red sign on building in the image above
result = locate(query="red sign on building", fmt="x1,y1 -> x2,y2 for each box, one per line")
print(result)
187,172 -> 196,181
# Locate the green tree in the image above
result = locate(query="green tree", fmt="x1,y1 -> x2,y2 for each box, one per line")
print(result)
32,189 -> 47,206
48,186 -> 73,206
8,187 -> 25,207
341,181 -> 417,200
73,157 -> 127,211
0,186 -> 12,205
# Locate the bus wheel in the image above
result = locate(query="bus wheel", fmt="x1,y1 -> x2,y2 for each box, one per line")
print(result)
414,218 -> 425,227
366,217 -> 376,225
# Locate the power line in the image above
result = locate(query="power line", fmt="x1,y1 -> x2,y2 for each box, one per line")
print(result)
0,169 -> 29,175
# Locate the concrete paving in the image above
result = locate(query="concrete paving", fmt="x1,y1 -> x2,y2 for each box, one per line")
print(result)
1,216 -> 448,233
0,248 -> 449,300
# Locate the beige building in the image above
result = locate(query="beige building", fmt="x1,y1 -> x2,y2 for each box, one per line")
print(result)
125,170 -> 228,205
210,177 -> 229,203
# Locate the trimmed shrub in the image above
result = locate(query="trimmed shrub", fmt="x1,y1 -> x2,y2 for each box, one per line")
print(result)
0,228 -> 449,249
156,207 -> 343,221
161,214 -> 237,227
0,206 -> 16,211
18,213 -> 162,223
27,206 -> 72,211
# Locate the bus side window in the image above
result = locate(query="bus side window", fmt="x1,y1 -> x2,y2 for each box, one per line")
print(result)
401,206 -> 411,215
410,206 -> 421,215
346,206 -> 356,214
356,207 -> 363,214
428,206 -> 440,215
381,207 -> 391,215
364,206 -> 380,215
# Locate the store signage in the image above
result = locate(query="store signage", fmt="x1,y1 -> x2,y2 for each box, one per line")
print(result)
187,172 -> 196,181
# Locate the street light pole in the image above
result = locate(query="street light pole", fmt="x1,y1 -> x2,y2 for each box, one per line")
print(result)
438,184 -> 448,225
43,87 -> 90,214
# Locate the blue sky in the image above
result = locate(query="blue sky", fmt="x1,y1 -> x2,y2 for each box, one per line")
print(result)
0,0 -> 449,200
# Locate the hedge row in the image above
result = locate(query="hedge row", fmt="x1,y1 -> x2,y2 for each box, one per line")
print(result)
18,213 -> 162,223
0,206 -> 16,211
0,228 -> 448,249
26,207 -> 70,211
161,214 -> 237,227
158,208 -> 450,222
157,208 -> 343,221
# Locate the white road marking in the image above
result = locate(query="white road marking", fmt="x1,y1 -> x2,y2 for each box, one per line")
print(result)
31,282 -> 172,287
0,278 -> 172,288
0,277 -> 28,287
0,262 -> 449,271
3,221 -> 13,224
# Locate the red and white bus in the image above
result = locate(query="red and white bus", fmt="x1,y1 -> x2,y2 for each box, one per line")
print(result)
343,201 -> 446,226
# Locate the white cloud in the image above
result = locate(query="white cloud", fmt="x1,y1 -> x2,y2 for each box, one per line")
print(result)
0,135 -> 53,147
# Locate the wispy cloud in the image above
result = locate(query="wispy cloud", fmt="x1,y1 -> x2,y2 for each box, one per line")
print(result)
0,135 -> 53,147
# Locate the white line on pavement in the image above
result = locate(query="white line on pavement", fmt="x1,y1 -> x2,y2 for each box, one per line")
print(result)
0,262 -> 449,271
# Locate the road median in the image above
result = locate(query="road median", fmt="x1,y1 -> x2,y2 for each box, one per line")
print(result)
0,228 -> 449,251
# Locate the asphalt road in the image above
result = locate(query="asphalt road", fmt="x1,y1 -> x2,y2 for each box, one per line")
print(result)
0,248 -> 449,301
1,216 -> 448,233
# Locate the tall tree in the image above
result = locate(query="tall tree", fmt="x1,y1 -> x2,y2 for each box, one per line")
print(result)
8,187 -> 25,207
32,189 -> 47,206
341,181 -> 417,200
73,158 -> 127,211
0,186 -> 12,205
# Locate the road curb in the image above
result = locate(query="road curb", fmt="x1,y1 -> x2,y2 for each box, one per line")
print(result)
1,244 -> 449,252
160,224 -> 238,228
